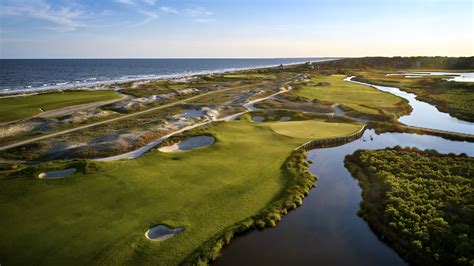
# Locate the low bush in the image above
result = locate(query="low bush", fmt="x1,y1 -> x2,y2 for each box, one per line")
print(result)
345,147 -> 474,266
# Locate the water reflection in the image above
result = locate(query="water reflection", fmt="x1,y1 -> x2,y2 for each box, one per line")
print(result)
386,72 -> 474,82
215,130 -> 474,266
347,78 -> 474,135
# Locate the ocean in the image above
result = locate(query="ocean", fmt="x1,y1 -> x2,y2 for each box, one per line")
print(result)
0,58 -> 331,94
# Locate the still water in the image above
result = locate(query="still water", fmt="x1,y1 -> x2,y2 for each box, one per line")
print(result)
216,130 -> 474,265
347,77 -> 474,135
216,77 -> 474,265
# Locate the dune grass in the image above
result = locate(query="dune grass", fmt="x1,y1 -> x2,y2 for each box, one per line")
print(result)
0,91 -> 121,123
293,74 -> 405,116
222,73 -> 276,80
0,119 -> 361,265
270,120 -> 363,139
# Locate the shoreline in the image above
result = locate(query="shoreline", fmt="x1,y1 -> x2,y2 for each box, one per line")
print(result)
0,58 -> 336,96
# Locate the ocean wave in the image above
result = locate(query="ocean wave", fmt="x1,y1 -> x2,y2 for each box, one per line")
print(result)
0,59 -> 334,95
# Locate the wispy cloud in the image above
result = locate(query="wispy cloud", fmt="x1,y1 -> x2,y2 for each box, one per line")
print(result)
183,7 -> 215,23
194,18 -> 216,23
114,0 -> 136,5
143,0 -> 157,5
114,0 -> 157,6
134,9 -> 159,26
160,6 -> 179,14
0,0 -> 85,31
184,7 -> 213,17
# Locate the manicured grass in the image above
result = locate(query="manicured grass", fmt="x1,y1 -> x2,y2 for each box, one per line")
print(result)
0,119 -> 356,265
293,75 -> 405,116
0,91 -> 121,123
270,120 -> 363,139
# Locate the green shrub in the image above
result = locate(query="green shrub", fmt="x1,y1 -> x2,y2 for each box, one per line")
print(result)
345,147 -> 474,266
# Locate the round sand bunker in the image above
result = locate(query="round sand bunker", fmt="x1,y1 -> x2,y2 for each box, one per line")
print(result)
159,136 -> 215,152
145,225 -> 183,241
38,168 -> 76,179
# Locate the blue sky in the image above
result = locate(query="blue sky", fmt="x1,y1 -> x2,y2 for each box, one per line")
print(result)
0,0 -> 472,58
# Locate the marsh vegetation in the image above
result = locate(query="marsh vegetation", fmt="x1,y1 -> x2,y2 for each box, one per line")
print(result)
345,147 -> 473,265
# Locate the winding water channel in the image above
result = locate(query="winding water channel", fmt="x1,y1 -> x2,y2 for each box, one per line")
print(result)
347,77 -> 474,135
215,78 -> 474,265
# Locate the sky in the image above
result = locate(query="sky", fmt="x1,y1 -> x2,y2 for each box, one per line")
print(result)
0,0 -> 472,58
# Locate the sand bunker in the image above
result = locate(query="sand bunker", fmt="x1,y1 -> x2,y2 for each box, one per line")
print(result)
252,116 -> 265,122
159,136 -> 215,152
145,225 -> 183,241
38,168 -> 76,179
183,107 -> 219,120
279,116 -> 291,121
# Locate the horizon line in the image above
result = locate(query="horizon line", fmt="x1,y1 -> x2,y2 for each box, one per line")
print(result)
1,55 -> 472,60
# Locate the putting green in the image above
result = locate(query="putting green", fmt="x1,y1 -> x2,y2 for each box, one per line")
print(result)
0,90 -> 121,123
270,120 -> 363,139
294,75 -> 404,115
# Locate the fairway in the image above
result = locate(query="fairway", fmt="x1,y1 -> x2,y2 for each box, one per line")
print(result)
0,119 -> 361,265
294,75 -> 404,115
270,120 -> 363,139
0,90 -> 121,123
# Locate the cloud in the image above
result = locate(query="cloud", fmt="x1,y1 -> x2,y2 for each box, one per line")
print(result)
114,0 -> 136,5
160,6 -> 178,14
0,0 -> 85,31
113,0 -> 161,26
183,7 -> 215,23
134,9 -> 159,26
194,18 -> 215,23
114,0 -> 156,6
184,7 -> 213,17
143,0 -> 157,5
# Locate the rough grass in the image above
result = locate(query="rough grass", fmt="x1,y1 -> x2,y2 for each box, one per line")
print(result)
270,120 -> 363,139
0,91 -> 121,123
293,75 -> 405,116
0,119 -> 356,265
222,73 -> 276,80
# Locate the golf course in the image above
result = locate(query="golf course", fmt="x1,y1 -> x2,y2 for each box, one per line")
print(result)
1,0 -> 472,262
293,75 -> 410,118
0,119 -> 363,265
1,56 -> 472,266
0,90 -> 121,123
